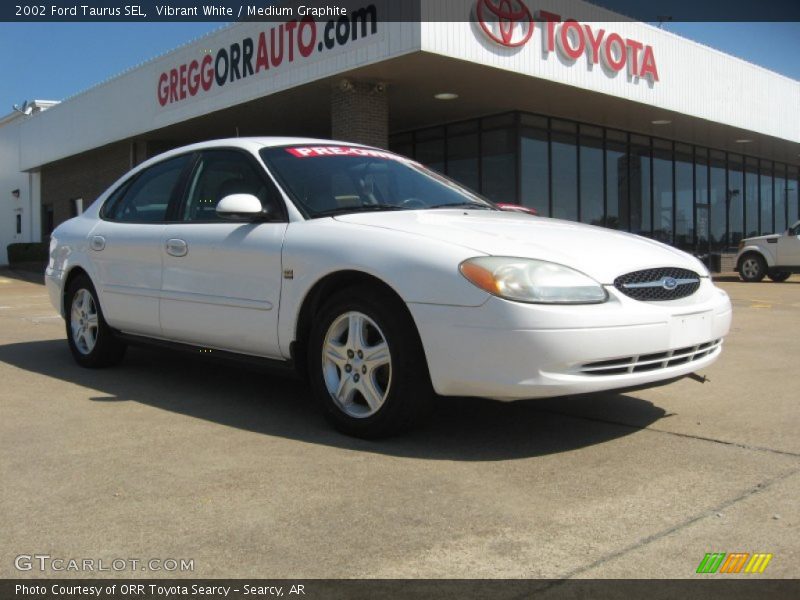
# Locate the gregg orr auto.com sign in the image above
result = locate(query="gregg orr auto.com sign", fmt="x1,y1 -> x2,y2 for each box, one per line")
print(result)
156,4 -> 378,107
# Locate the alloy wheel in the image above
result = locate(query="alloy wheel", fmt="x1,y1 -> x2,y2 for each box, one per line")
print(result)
741,257 -> 761,279
321,311 -> 392,418
70,289 -> 99,355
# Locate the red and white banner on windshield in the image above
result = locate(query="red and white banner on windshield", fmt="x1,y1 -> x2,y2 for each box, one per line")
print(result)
286,146 -> 400,159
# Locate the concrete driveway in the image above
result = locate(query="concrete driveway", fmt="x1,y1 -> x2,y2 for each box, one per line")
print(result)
1,269 -> 797,579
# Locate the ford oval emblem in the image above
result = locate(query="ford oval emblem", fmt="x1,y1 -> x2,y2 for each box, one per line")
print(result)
662,277 -> 678,290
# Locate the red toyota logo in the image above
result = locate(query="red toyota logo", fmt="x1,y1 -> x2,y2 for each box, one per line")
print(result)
476,0 -> 534,48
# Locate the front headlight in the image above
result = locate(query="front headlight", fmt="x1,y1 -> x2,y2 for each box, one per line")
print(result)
459,257 -> 608,304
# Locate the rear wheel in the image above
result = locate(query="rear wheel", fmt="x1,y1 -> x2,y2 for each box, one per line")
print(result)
739,254 -> 766,282
65,274 -> 127,368
767,271 -> 791,282
307,284 -> 433,438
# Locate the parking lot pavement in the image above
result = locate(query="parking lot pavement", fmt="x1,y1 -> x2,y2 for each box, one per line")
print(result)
1,269 -> 797,579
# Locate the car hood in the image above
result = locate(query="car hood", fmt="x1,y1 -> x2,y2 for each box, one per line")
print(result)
743,233 -> 781,244
334,209 -> 704,284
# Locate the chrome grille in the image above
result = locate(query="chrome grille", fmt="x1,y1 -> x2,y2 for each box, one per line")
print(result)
579,339 -> 722,376
614,267 -> 701,301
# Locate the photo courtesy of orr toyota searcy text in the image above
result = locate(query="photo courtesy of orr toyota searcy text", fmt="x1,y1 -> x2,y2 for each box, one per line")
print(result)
157,5 -> 378,106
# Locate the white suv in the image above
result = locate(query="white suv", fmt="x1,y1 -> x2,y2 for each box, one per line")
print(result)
735,220 -> 800,282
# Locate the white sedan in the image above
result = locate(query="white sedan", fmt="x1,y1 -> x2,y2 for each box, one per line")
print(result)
46,138 -> 732,437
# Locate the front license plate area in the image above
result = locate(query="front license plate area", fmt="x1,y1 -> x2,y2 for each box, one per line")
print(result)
669,311 -> 713,348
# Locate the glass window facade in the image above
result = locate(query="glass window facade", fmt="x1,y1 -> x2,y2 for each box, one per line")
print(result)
652,139 -> 673,244
481,128 -> 516,203
605,132 -> 627,230
579,128 -> 604,226
745,157 -> 759,238
788,166 -> 799,227
674,144 -> 694,250
709,151 -> 727,250
760,161 -> 774,235
390,111 -> 800,253
774,165 -> 787,234
551,127 -> 578,221
727,154 -> 743,247
520,126 -> 549,215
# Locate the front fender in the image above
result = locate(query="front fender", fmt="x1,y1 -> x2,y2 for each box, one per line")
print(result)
277,220 -> 491,357
736,245 -> 775,269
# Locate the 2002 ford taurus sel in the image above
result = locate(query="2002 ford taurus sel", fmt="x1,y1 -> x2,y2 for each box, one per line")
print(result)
46,138 -> 732,437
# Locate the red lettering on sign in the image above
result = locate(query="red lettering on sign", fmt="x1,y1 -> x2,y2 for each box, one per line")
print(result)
558,20 -> 584,60
285,20 -> 297,62
169,69 -> 178,103
538,10 -> 561,53
200,55 -> 214,91
256,32 -> 269,72
270,26 -> 284,68
298,17 -> 316,57
157,72 -> 169,106
640,45 -> 659,81
187,60 -> 199,96
179,64 -> 187,99
584,25 -> 604,64
603,32 -> 626,72
625,38 -> 643,76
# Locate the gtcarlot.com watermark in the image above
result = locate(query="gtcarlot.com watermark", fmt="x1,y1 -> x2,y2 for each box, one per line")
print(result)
15,554 -> 194,573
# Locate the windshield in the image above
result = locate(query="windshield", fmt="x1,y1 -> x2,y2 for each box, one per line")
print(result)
259,145 -> 495,218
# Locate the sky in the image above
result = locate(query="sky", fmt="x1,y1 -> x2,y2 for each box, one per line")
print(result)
0,21 -> 798,116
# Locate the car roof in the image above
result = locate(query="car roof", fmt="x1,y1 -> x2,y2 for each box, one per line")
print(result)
141,136 -> 376,168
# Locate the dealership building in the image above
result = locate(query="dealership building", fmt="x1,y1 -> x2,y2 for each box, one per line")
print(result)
2,0 -> 799,269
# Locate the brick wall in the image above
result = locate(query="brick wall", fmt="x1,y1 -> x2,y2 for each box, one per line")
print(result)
330,80 -> 388,149
40,142 -> 131,235
720,253 -> 737,273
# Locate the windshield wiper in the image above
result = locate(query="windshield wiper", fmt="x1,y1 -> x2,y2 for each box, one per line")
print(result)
313,204 -> 407,218
427,202 -> 494,210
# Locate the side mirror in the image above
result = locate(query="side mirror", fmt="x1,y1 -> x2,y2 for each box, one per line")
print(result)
216,194 -> 267,221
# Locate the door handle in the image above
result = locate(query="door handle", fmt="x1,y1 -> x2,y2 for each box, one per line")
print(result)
165,238 -> 188,257
90,235 -> 105,251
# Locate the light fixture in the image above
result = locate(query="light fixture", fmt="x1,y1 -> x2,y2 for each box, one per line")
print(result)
651,119 -> 671,125
734,139 -> 753,143
12,101 -> 32,116
434,92 -> 459,100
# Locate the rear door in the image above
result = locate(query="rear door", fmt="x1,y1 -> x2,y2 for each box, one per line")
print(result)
159,148 -> 288,358
88,153 -> 193,336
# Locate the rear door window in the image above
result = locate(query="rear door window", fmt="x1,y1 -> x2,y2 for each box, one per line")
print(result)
106,154 -> 192,223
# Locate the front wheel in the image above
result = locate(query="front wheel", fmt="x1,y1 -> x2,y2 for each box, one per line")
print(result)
307,285 -> 433,438
65,274 -> 127,368
767,271 -> 791,282
739,254 -> 766,282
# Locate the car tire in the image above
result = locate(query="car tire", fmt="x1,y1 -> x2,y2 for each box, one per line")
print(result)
307,284 -> 433,438
65,273 -> 127,368
739,253 -> 766,282
767,271 -> 791,282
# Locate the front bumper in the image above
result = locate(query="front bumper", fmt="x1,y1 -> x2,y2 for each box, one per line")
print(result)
408,279 -> 732,400
44,266 -> 65,317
